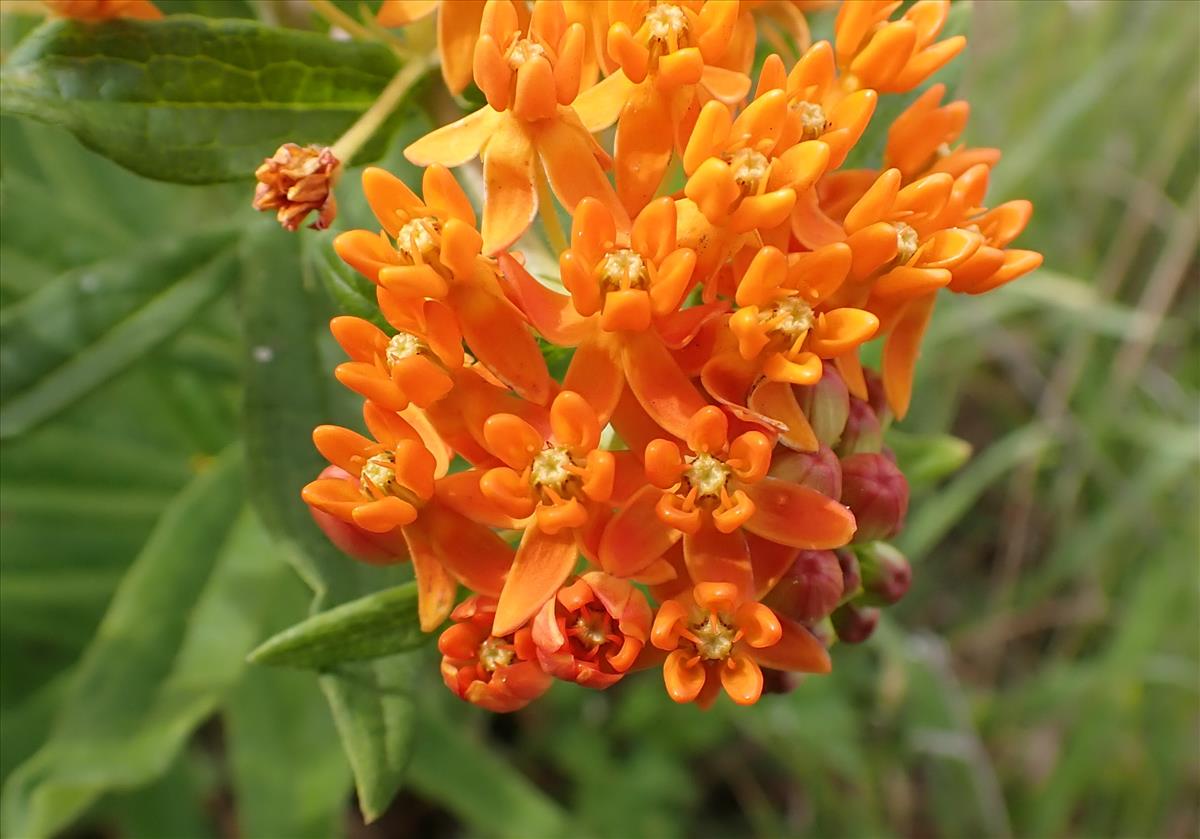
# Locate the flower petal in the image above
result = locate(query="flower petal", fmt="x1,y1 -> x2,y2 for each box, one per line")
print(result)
403,519 -> 458,631
614,83 -> 675,217
683,519 -> 754,596
882,293 -> 937,419
622,330 -> 709,440
571,68 -> 636,132
478,115 -> 538,255
743,477 -> 857,549
536,109 -> 628,225
451,283 -> 552,405
405,105 -> 502,167
752,618 -> 831,673
563,334 -> 625,426
425,502 -> 513,595
493,526 -> 580,636
599,484 -> 682,577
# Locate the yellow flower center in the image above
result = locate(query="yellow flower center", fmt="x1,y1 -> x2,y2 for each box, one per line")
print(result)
763,296 -> 814,339
645,3 -> 688,43
395,216 -> 441,262
795,101 -> 828,141
506,37 -> 545,69
360,452 -> 398,497
727,147 -> 771,195
574,617 -> 608,648
895,222 -> 919,264
691,612 -> 736,660
685,452 -> 731,497
385,332 -> 424,368
598,248 -> 649,291
478,637 -> 515,671
530,445 -> 574,491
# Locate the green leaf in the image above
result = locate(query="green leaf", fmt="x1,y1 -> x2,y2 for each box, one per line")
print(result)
0,449 -> 290,839
240,221 -> 417,822
249,582 -> 428,669
303,230 -> 388,327
0,230 -> 239,439
408,701 -> 570,839
1,17 -> 406,183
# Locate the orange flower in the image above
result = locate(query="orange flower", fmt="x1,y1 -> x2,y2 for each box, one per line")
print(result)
302,402 -> 514,630
405,0 -> 627,255
834,0 -> 964,94
377,0 -> 488,95
334,165 -> 551,405
531,572 -> 652,688
439,596 -> 553,712
600,407 -> 856,584
883,83 -> 999,183
727,2 -> 815,74
500,197 -> 719,440
43,0 -> 160,19
573,0 -> 750,215
651,582 -> 830,707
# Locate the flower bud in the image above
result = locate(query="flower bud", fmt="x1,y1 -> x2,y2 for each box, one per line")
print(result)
439,596 -> 552,713
863,368 -> 891,424
768,445 -> 842,499
839,453 -> 910,542
859,542 -> 913,606
832,603 -> 880,644
836,397 -> 883,456
763,550 -> 844,623
837,548 -> 861,598
307,466 -> 407,564
253,143 -> 341,231
795,362 -> 850,446
760,668 -> 801,695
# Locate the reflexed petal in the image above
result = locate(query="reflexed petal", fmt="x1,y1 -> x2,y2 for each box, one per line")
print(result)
700,65 -> 752,104
600,485 -> 682,577
622,330 -> 709,440
452,284 -> 552,404
615,84 -> 675,217
497,253 -> 592,346
743,476 -> 857,549
747,380 -> 818,452
882,293 -> 936,418
563,334 -> 625,426
753,617 -> 831,673
480,115 -> 537,255
434,469 -> 522,528
425,502 -> 513,595
437,0 -> 486,94
405,105 -> 502,167
377,0 -> 438,26
572,70 -> 637,132
684,521 -> 753,597
405,521 -> 458,631
537,110 -> 628,224
746,531 -> 800,598
493,526 -> 580,636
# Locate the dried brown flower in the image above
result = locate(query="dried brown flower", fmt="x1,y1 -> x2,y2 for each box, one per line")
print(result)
252,144 -> 341,231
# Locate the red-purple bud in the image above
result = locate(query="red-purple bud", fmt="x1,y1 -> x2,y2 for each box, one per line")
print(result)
840,453 -> 910,542
760,668 -> 801,695
768,445 -> 842,499
795,362 -> 849,446
837,397 -> 883,456
763,550 -> 844,622
837,549 -> 861,598
859,542 -> 913,605
832,603 -> 880,644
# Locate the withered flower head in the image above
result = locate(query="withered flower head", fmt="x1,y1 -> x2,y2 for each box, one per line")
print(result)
252,143 -> 341,232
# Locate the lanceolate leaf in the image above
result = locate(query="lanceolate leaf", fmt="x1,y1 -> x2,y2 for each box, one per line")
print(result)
240,221 -> 418,822
0,17 -> 404,184
0,229 -> 239,439
0,449 -> 290,839
248,582 -> 428,669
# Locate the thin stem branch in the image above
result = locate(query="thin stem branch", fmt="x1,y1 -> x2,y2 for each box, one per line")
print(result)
307,0 -> 376,43
330,58 -> 432,164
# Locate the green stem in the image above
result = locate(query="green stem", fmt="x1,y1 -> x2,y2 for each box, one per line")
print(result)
330,58 -> 431,164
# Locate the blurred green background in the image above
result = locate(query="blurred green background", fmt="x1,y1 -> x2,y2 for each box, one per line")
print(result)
1,1 -> 1197,837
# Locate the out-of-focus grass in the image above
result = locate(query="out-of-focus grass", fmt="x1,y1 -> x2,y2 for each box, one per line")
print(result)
0,1 -> 1195,838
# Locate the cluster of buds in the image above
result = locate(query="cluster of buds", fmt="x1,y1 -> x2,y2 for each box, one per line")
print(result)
299,0 -> 1040,711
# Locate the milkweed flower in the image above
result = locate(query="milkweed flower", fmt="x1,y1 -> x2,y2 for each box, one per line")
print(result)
252,144 -> 341,231
43,0 -> 160,19
405,0 -> 627,255
440,596 -> 553,712
651,582 -> 830,707
299,0 -> 1042,712
531,572 -> 652,687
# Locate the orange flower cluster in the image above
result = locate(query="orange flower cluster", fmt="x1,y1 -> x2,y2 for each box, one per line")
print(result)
310,0 -> 1041,711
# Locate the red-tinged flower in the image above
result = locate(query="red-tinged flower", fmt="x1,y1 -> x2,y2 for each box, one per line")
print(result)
329,295 -> 461,414
377,0 -> 488,95
651,582 -> 831,707
600,406 -> 857,586
500,197 -> 720,440
252,144 -> 340,231
762,549 -> 844,623
405,0 -> 628,255
531,572 -> 652,688
302,402 -> 515,630
757,43 -> 878,170
334,165 -> 551,405
44,0 -> 160,19
439,596 -> 552,712
700,244 -> 875,451
834,0 -> 965,94
682,91 -> 831,235
573,0 -> 751,216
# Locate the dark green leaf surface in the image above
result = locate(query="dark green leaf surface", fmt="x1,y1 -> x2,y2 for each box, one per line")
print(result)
0,230 -> 239,439
250,582 -> 427,669
0,449 -> 288,839
0,17 -> 402,183
240,221 -> 418,822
